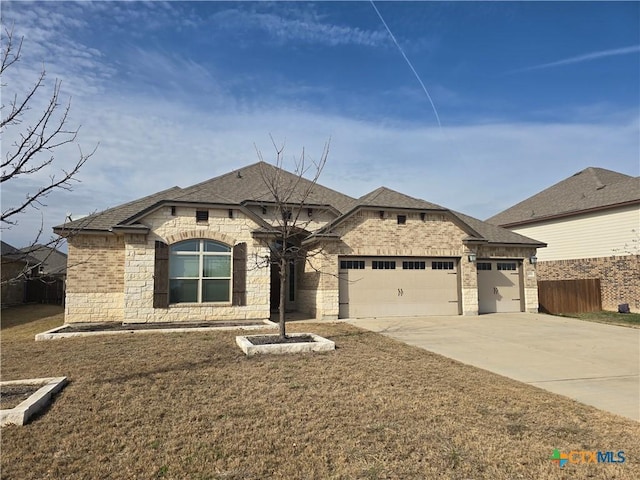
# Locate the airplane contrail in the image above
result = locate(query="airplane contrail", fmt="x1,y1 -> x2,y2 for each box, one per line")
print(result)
513,45 -> 640,73
370,0 -> 442,128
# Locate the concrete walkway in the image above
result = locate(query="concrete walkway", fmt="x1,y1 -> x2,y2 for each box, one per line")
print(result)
345,313 -> 640,422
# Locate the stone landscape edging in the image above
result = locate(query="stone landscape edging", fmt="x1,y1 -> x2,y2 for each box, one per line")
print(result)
236,332 -> 336,356
1,377 -> 68,426
35,320 -> 278,341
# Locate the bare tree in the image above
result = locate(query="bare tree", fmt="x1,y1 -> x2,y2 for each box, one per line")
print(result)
1,25 -> 96,283
255,137 -> 329,340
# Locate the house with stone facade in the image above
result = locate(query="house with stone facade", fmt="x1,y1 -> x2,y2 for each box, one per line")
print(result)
54,162 -> 545,324
487,167 -> 639,313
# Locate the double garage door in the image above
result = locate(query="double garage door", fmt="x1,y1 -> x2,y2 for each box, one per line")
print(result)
338,257 -> 460,318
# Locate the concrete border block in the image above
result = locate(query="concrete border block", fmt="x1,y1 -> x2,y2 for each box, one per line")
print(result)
35,320 -> 277,341
1,377 -> 67,426
236,333 -> 335,356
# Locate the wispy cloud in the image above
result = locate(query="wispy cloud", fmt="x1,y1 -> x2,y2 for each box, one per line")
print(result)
1,1 -> 637,251
513,45 -> 640,73
210,8 -> 388,47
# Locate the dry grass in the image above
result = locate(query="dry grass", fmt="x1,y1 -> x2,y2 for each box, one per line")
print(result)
559,311 -> 640,328
1,305 -> 639,479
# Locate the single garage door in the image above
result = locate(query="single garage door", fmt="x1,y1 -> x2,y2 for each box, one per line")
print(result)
338,257 -> 460,318
477,260 -> 523,313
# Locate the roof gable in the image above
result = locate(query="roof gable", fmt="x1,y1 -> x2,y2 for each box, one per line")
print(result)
173,162 -> 356,214
322,188 -> 544,247
355,187 -> 446,211
487,167 -> 639,227
51,161 -> 545,247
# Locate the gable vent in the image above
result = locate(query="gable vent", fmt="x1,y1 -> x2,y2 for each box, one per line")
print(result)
196,210 -> 209,222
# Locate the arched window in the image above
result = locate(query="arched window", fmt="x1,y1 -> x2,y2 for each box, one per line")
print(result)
169,239 -> 231,303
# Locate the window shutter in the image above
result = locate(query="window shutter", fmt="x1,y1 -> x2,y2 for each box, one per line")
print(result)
153,241 -> 169,308
232,242 -> 247,306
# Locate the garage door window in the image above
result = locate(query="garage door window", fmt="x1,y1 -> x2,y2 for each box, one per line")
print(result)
432,261 -> 454,270
372,261 -> 396,270
340,260 -> 365,269
402,261 -> 426,270
477,262 -> 492,271
497,262 -> 517,271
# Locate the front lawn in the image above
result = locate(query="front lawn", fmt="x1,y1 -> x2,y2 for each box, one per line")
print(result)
559,310 -> 640,328
1,305 -> 639,479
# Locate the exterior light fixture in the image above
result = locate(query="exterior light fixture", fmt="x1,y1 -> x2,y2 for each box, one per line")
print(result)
529,255 -> 538,264
468,253 -> 477,262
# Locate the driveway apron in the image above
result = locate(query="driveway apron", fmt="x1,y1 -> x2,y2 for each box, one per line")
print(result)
346,313 -> 640,421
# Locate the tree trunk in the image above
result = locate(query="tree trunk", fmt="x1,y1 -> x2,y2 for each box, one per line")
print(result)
279,257 -> 287,340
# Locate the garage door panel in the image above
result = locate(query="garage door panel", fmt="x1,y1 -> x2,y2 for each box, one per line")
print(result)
477,261 -> 523,314
339,257 -> 460,318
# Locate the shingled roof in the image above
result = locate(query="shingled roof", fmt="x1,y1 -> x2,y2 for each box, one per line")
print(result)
449,211 -> 545,246
1,241 -> 39,265
54,162 -> 355,234
353,187 -> 446,211
55,186 -> 184,232
53,162 -> 543,246
487,167 -> 640,227
173,162 -> 356,213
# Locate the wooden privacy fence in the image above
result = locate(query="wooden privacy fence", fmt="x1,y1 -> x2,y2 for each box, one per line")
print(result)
537,278 -> 601,314
25,277 -> 65,305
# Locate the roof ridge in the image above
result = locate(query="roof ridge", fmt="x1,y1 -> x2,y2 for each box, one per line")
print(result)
182,161 -> 265,192
487,167 -> 638,226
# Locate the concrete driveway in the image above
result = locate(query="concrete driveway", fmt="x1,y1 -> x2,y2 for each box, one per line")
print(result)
346,313 -> 640,421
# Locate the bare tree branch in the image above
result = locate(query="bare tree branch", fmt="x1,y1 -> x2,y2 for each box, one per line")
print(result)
254,137 -> 330,339
0,24 -> 97,228
0,23 -> 96,290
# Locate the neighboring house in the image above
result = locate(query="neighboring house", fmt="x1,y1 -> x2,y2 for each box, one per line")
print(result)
54,162 -> 545,323
19,244 -> 68,305
1,241 -> 38,306
487,167 -> 640,312
19,244 -> 68,277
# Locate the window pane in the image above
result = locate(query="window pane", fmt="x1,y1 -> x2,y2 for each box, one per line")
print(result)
203,256 -> 231,277
170,255 -> 199,277
204,240 -> 230,252
170,240 -> 199,253
202,279 -> 230,302
170,279 -> 198,303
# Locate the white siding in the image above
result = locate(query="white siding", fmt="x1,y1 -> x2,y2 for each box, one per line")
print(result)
512,205 -> 639,261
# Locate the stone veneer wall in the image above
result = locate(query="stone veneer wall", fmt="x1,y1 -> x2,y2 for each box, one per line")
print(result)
63,206 -> 544,322
536,255 -> 639,313
122,206 -> 271,323
297,245 -> 340,320
65,235 -> 125,322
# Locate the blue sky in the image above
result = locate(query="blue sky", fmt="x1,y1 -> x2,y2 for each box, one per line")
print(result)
2,1 -> 639,248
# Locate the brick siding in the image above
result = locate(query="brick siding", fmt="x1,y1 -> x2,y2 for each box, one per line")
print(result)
65,235 -> 125,321
536,255 -> 639,313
